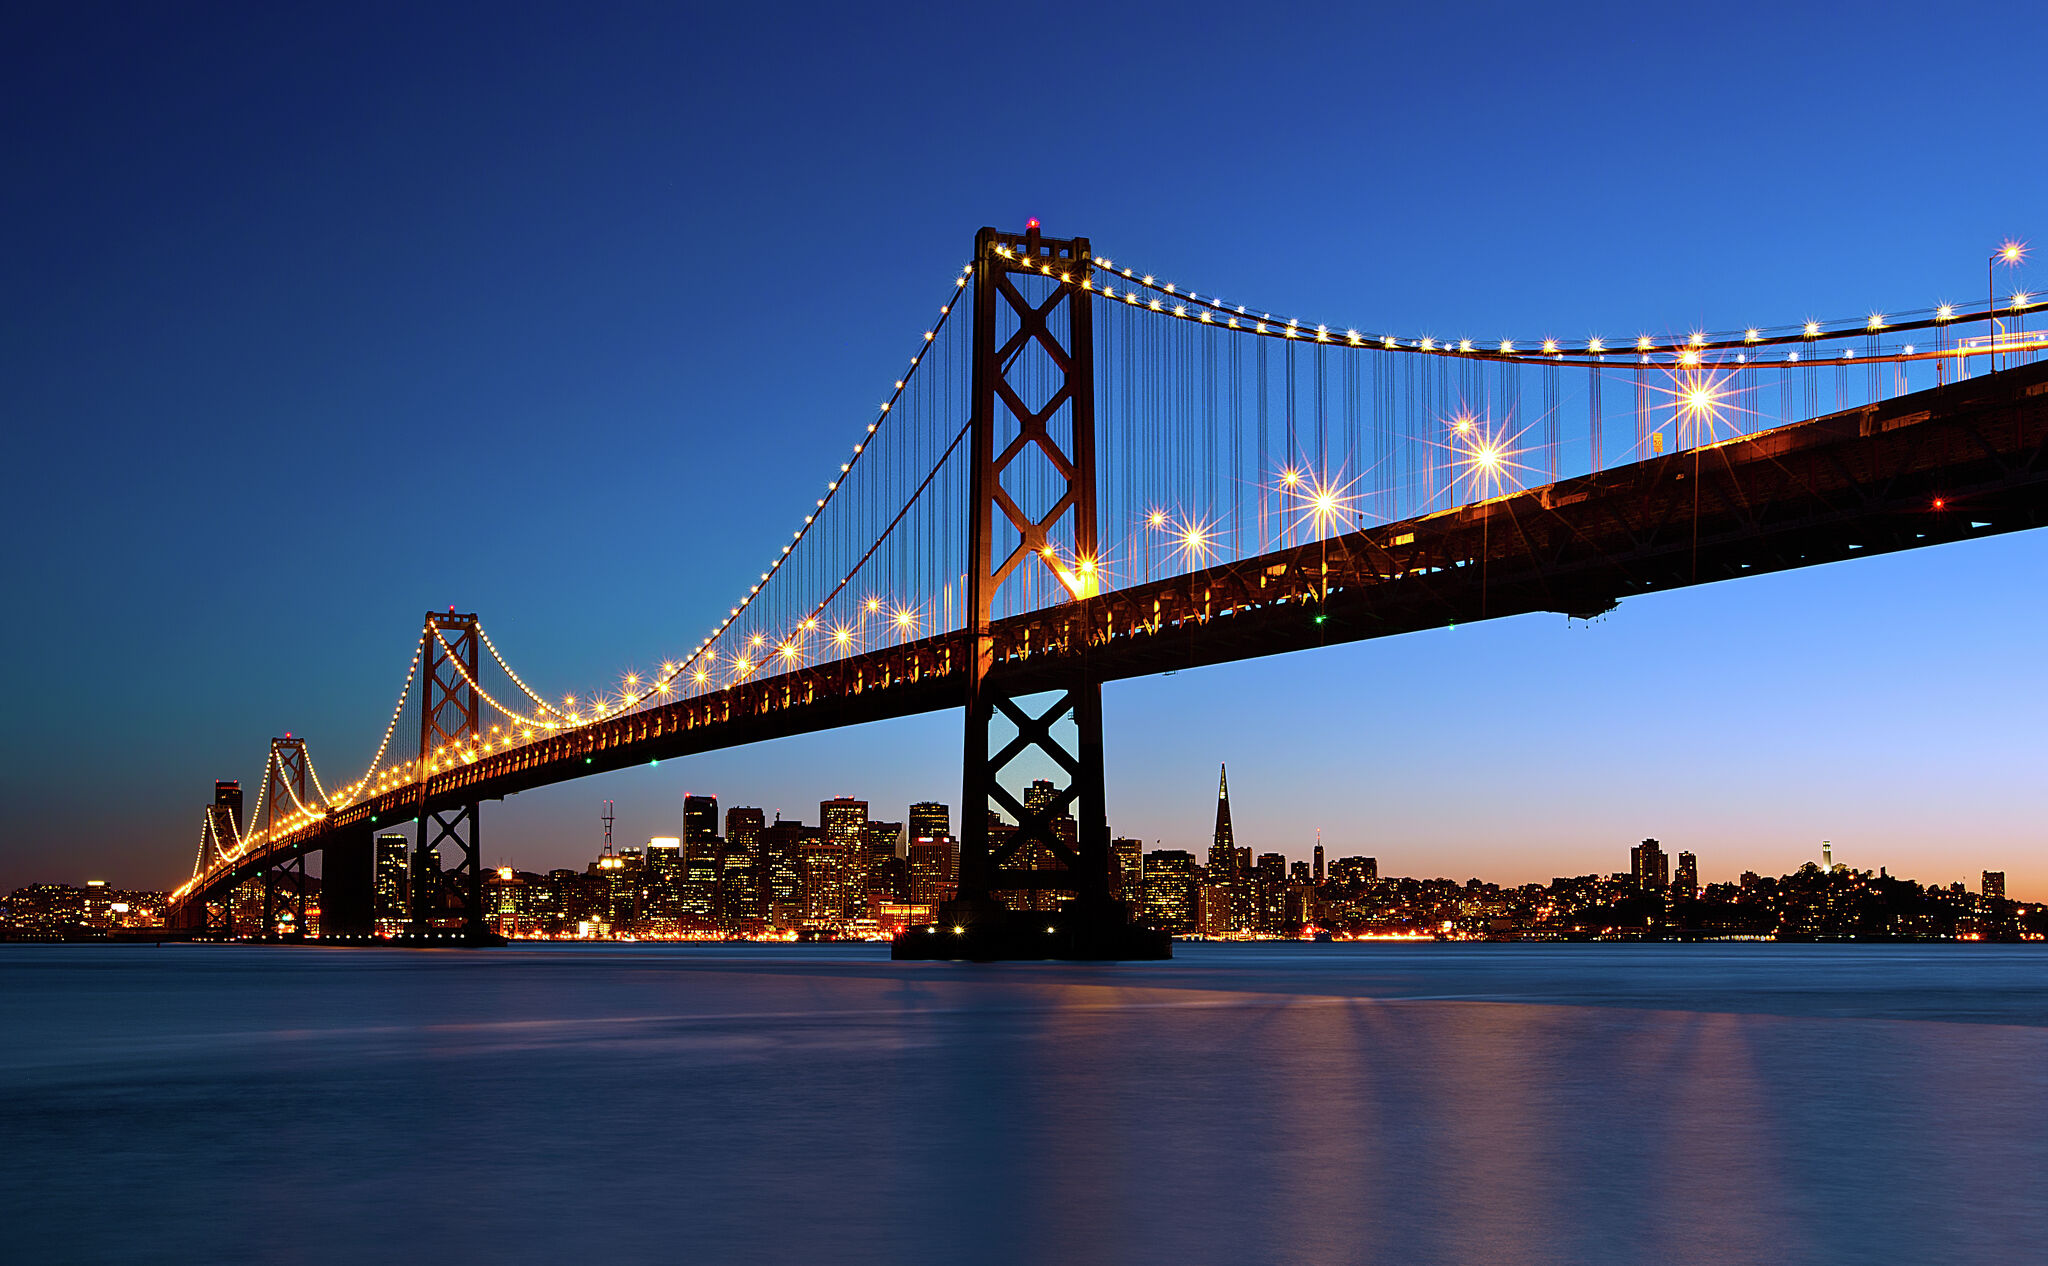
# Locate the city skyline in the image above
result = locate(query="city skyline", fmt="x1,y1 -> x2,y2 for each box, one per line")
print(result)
18,761 -> 2028,907
8,5 -> 2048,900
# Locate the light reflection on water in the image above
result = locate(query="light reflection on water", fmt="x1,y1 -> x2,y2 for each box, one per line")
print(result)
3,943 -> 2044,1264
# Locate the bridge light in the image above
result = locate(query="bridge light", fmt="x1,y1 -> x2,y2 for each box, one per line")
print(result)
1999,239 -> 2027,266
2011,290 -> 2033,311
1936,303 -> 1955,321
1804,321 -> 1820,338
1744,328 -> 1760,343
1587,337 -> 1605,353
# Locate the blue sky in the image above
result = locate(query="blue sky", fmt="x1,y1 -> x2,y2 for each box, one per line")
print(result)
5,2 -> 2045,897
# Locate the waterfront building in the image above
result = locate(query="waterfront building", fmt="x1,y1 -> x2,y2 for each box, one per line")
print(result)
1983,871 -> 2006,901
1674,851 -> 1699,901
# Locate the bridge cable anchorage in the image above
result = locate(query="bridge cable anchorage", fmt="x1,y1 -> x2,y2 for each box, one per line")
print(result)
1081,255 -> 2047,367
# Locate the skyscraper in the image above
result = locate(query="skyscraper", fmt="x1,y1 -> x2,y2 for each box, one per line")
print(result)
1631,839 -> 1669,890
821,797 -> 867,847
908,835 -> 958,906
374,832 -> 409,932
908,802 -> 950,843
1112,837 -> 1143,906
1209,764 -> 1236,873
683,795 -> 719,875
1141,850 -> 1198,933
1313,839 -> 1325,885
1983,871 -> 2006,901
645,837 -> 684,920
214,781 -> 243,835
1206,765 -> 1242,932
1674,851 -> 1698,900
760,817 -> 811,929
721,807 -> 767,929
819,799 -> 870,924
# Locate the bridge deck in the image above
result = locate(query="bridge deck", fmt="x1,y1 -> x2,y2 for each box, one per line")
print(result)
181,361 -> 2048,907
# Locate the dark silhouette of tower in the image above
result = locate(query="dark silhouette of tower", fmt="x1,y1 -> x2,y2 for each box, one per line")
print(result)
1209,764 -> 1236,874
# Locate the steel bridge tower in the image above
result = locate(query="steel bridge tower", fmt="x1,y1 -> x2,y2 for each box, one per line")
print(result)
902,224 -> 1168,960
257,735 -> 311,939
408,610 -> 492,943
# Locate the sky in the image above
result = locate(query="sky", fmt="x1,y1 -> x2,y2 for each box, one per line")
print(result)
4,1 -> 2047,899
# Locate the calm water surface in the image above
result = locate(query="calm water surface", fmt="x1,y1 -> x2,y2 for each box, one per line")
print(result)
4,942 -> 2044,1264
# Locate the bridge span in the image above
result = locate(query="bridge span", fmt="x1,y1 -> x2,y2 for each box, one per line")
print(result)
174,353 -> 2048,946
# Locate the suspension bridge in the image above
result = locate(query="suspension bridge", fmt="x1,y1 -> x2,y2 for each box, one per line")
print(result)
168,224 -> 2048,957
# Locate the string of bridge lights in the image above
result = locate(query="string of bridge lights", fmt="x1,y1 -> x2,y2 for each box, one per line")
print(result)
443,262 -> 977,741
188,239 -> 2046,890
196,261 -> 981,876
996,240 -> 2042,367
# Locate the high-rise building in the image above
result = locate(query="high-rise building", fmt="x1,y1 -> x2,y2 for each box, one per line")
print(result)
720,808 -> 768,930
908,835 -> 958,907
725,807 -> 766,850
821,797 -> 868,848
908,802 -> 950,843
1983,871 -> 2006,901
372,833 -> 409,930
1204,765 -> 1242,932
1674,852 -> 1699,900
1141,850 -> 1198,933
1209,764 -> 1237,872
1112,837 -> 1143,906
1631,839 -> 1669,890
761,817 -> 812,928
214,781 -> 244,834
645,837 -> 684,921
1313,841 -> 1324,885
683,795 -> 720,880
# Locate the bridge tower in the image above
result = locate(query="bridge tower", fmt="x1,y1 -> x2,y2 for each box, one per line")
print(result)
257,736 -> 312,939
409,610 -> 490,943
914,223 -> 1166,960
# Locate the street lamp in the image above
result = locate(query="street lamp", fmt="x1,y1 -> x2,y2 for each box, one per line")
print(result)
1991,240 -> 2027,372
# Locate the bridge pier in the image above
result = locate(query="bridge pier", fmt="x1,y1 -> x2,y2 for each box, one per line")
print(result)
320,829 -> 375,940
